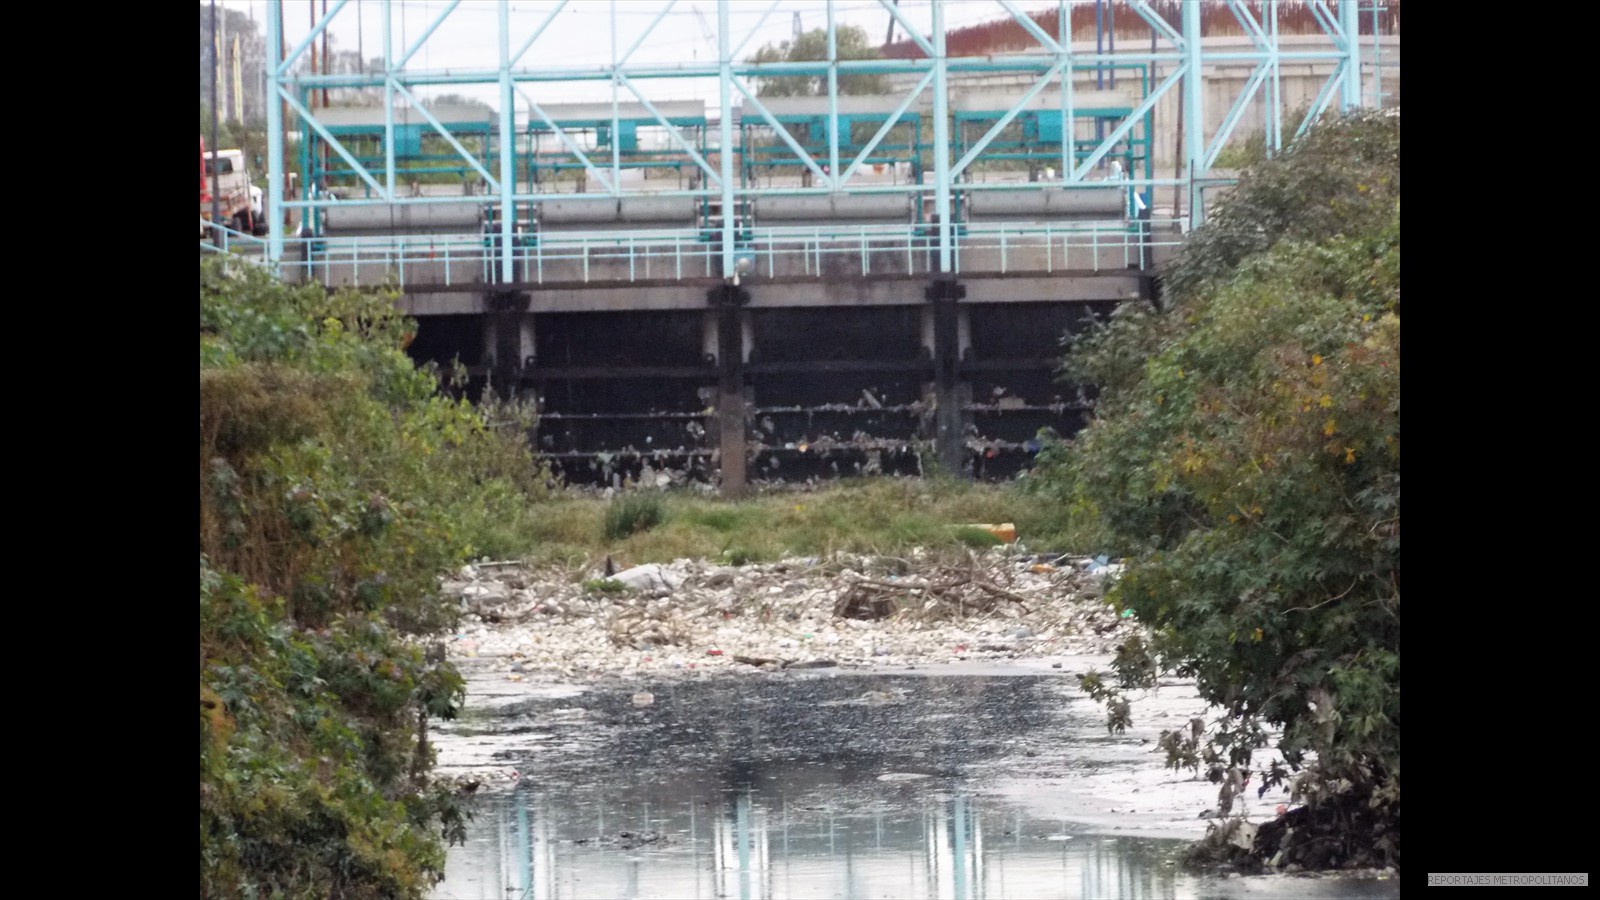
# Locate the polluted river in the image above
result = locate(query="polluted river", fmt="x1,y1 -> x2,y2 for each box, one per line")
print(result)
425,550 -> 1399,899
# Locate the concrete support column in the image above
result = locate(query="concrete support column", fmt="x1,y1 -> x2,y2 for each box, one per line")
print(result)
710,284 -> 750,496
485,290 -> 532,400
927,278 -> 968,476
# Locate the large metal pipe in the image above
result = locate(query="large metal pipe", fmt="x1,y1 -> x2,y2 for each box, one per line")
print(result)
966,186 -> 1126,219
321,201 -> 485,235
754,193 -> 914,223
539,196 -> 697,227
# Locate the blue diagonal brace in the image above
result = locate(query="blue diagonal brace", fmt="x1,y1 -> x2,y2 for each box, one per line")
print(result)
839,68 -> 934,186
1127,0 -> 1184,49
733,82 -> 831,186
391,81 -> 500,189
520,87 -> 617,194
998,0 -> 1062,54
729,1 -> 785,63
879,0 -> 933,57
617,73 -> 722,189
1295,62 -> 1346,139
1204,63 -> 1272,169
618,0 -> 677,68
1074,63 -> 1186,181
283,91 -> 388,198
952,59 -> 1070,178
396,0 -> 461,70
277,0 -> 350,77
511,0 -> 570,68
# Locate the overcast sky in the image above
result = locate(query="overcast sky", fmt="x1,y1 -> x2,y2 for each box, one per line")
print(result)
216,0 -> 1067,106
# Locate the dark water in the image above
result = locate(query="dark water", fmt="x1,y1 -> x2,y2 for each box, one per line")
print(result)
430,672 -> 1398,899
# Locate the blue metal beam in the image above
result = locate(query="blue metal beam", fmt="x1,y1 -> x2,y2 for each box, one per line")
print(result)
998,0 -> 1062,54
277,0 -> 350,77
510,0 -> 570,68
838,69 -> 934,186
1072,63 -> 1183,180
618,0 -> 678,68
1058,0 -> 1073,182
396,0 -> 460,70
1182,0 -> 1204,228
616,73 -> 722,188
1127,0 -> 1183,48
283,90 -> 389,198
519,88 -> 617,194
1203,62 -> 1272,170
298,52 -> 1323,89
1309,1 -> 1341,41
1295,61 -> 1346,139
880,0 -> 933,57
1341,0 -> 1363,109
733,83 -> 831,186
383,1 -> 394,199
827,0 -> 840,190
498,0 -> 515,284
718,0 -> 735,280
266,0 -> 284,262
728,0 -> 784,63
932,0 -> 951,273
389,81 -> 500,188
951,59 -> 1070,178
257,0 -> 1373,280
1269,0 -> 1283,153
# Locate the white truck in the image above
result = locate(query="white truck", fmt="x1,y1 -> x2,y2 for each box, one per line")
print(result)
200,141 -> 264,238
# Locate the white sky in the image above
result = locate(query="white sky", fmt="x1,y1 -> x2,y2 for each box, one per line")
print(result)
217,0 -> 1069,107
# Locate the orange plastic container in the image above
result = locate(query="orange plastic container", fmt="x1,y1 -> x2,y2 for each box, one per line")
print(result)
969,523 -> 1017,543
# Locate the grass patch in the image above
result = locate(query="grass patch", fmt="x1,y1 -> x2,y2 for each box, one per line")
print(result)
681,506 -> 749,533
499,478 -> 1107,566
950,525 -> 1004,549
603,492 -> 666,541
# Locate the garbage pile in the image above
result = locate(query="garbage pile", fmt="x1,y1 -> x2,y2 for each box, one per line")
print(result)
438,548 -> 1136,681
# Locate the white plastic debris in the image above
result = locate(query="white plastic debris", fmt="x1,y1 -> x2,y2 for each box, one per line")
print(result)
612,564 -> 686,594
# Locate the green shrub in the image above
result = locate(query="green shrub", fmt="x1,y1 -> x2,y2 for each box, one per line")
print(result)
720,545 -> 760,566
603,492 -> 665,541
1035,111 -> 1401,871
200,259 -> 538,897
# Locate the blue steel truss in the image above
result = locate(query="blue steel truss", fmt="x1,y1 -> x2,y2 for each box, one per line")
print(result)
261,0 -> 1370,282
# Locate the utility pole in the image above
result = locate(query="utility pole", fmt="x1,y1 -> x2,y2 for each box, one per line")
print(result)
219,5 -> 229,119
210,0 -> 222,232
232,34 -> 244,125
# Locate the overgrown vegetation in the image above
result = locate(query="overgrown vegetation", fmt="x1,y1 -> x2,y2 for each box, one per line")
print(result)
519,477 -> 1054,571
603,492 -> 666,541
199,259 -> 543,897
1030,110 -> 1400,872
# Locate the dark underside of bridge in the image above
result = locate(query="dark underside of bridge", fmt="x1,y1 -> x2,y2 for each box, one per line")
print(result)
402,271 -> 1152,489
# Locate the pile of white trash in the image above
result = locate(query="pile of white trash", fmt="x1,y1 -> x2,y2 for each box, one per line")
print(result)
437,548 -> 1137,681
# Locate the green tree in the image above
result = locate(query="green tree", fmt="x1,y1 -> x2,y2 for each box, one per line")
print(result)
199,260 -> 544,897
426,93 -> 496,117
747,25 -> 889,97
1034,110 -> 1400,872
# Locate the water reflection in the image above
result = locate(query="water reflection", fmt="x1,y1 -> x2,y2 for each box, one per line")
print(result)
439,782 -> 1234,898
430,674 -> 1395,900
